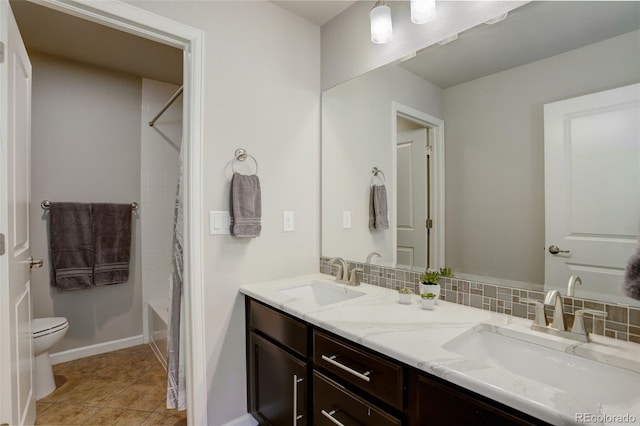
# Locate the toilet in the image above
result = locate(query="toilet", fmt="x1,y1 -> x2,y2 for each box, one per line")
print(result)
33,317 -> 69,400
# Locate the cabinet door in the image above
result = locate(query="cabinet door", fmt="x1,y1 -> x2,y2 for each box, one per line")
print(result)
248,332 -> 307,425
408,373 -> 539,426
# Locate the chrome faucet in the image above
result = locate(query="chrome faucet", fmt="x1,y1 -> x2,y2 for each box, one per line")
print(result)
567,275 -> 582,297
543,290 -> 566,331
524,288 -> 607,343
571,309 -> 608,341
366,251 -> 382,264
328,257 -> 349,283
348,267 -> 364,286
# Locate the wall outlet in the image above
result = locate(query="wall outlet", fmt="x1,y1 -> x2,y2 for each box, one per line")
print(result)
283,211 -> 295,232
209,211 -> 230,235
343,211 -> 352,229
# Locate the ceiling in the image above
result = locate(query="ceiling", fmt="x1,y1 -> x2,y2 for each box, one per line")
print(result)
9,0 -> 354,83
271,1 -> 357,26
12,1 -> 637,90
399,1 -> 640,89
10,0 -> 183,85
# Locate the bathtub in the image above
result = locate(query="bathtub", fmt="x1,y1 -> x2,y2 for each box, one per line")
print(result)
147,299 -> 168,370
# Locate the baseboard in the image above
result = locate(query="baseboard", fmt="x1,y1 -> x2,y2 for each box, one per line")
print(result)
220,414 -> 258,426
49,334 -> 145,365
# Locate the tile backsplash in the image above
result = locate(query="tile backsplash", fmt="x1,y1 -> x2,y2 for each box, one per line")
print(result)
320,257 -> 640,344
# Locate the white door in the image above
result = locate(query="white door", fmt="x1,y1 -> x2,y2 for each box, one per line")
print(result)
0,2 -> 35,425
544,83 -> 640,304
396,129 -> 428,269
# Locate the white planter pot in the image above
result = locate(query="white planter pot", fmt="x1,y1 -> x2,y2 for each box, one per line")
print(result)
419,283 -> 440,304
398,292 -> 413,304
420,297 -> 436,310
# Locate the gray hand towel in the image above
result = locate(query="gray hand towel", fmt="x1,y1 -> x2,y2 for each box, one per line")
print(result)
230,172 -> 261,238
369,184 -> 389,230
49,202 -> 94,290
622,244 -> 640,300
92,203 -> 132,286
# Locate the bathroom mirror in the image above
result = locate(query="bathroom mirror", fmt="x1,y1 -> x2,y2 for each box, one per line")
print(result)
321,1 -> 640,306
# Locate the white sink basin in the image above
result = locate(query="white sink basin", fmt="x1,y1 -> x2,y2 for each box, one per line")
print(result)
443,324 -> 640,406
279,281 -> 365,306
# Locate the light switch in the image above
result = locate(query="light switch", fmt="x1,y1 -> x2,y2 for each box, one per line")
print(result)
210,211 -> 230,235
283,211 -> 295,232
343,211 -> 352,229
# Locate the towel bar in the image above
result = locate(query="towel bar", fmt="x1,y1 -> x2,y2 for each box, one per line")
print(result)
41,200 -> 139,210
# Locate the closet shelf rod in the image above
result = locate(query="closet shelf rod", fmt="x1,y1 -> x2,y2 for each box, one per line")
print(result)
149,85 -> 183,127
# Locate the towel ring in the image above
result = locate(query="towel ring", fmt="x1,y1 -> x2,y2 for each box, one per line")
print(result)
232,148 -> 259,175
371,167 -> 385,186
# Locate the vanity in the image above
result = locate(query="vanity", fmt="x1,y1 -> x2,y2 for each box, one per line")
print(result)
241,275 -> 640,425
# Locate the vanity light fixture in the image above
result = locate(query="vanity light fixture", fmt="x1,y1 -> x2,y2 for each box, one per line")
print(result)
411,0 -> 436,24
437,33 -> 459,46
370,0 -> 393,44
484,12 -> 509,25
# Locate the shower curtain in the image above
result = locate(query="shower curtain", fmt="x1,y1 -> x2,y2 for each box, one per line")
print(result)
167,146 -> 186,410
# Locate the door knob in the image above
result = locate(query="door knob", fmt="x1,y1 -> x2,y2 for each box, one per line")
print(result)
28,256 -> 44,269
548,245 -> 570,255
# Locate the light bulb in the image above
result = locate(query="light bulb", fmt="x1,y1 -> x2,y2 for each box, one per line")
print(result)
370,1 -> 393,44
411,0 -> 436,24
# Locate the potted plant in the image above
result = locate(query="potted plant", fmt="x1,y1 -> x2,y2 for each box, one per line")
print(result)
439,267 -> 453,278
419,269 -> 441,303
420,292 -> 437,310
398,287 -> 414,304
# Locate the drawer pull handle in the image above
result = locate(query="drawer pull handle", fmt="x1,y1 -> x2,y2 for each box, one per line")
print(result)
321,355 -> 371,382
321,409 -> 345,426
293,375 -> 304,423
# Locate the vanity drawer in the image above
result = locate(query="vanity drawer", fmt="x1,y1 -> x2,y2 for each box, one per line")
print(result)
313,331 -> 403,410
247,298 -> 308,357
314,371 -> 401,426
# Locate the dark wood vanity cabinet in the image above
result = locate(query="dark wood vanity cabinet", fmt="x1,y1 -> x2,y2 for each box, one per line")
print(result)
246,298 -> 309,425
248,332 -> 307,425
246,297 -> 546,426
313,331 -> 403,411
405,370 -> 543,426
313,371 -> 402,426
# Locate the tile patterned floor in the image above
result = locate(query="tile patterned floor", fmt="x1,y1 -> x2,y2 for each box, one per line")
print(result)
36,344 -> 187,426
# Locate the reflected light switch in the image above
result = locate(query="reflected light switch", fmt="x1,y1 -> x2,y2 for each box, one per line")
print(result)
343,211 -> 352,229
283,211 -> 295,232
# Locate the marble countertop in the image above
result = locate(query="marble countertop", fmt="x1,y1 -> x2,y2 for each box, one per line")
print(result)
240,274 -> 640,426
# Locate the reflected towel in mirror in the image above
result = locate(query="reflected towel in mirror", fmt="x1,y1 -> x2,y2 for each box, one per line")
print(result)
369,184 -> 389,231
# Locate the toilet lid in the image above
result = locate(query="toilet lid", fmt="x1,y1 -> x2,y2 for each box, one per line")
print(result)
33,317 -> 68,337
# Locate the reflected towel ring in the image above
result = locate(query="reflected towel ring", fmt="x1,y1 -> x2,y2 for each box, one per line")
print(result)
371,167 -> 385,186
232,148 -> 259,175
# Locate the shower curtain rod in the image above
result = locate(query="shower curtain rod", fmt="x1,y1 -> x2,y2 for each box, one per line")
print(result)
149,85 -> 183,127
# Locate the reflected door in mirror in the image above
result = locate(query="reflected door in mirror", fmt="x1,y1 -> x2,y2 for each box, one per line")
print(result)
397,127 -> 429,269
544,83 -> 640,302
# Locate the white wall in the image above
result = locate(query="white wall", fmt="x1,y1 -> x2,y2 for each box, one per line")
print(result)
322,64 -> 442,264
443,30 -> 640,286
140,79 -> 182,338
321,1 -> 527,90
29,52 -> 143,352
125,2 -> 321,423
